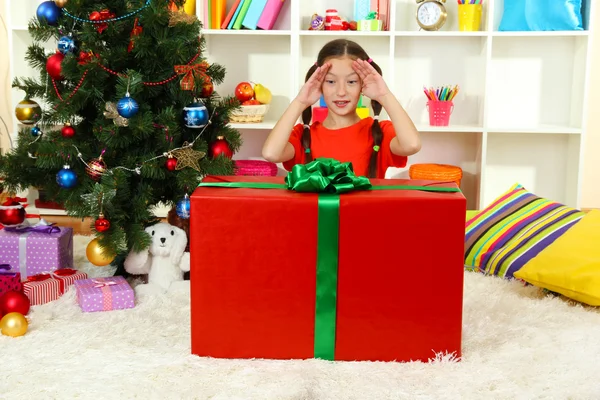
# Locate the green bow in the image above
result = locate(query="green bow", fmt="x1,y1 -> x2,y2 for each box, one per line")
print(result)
285,158 -> 372,193
197,158 -> 460,361
366,11 -> 378,20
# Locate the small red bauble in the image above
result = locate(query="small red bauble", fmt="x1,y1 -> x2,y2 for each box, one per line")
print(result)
166,155 -> 177,171
200,79 -> 214,98
0,291 -> 30,317
46,52 -> 65,81
61,122 -> 76,138
0,199 -> 26,226
94,213 -> 110,232
210,135 -> 233,159
85,156 -> 107,181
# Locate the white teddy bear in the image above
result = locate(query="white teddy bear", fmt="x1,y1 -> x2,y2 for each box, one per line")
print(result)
124,222 -> 190,292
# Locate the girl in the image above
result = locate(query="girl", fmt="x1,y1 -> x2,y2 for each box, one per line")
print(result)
261,39 -> 421,179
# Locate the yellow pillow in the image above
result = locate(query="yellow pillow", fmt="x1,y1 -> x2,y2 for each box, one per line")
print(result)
515,210 -> 600,306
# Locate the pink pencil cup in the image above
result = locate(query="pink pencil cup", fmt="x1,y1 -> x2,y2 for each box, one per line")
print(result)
427,100 -> 454,126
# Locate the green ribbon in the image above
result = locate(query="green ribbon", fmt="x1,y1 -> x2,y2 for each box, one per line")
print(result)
366,11 -> 378,20
197,158 -> 460,361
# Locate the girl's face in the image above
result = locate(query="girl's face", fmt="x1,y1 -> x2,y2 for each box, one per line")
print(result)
321,56 -> 362,118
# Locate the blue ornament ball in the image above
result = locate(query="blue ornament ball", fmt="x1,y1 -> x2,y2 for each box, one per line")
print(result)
183,101 -> 208,129
30,126 -> 42,137
117,94 -> 139,119
56,165 -> 78,189
36,1 -> 62,26
58,35 -> 77,55
175,194 -> 191,219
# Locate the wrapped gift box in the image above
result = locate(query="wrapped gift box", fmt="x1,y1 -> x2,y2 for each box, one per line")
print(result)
0,224 -> 73,279
0,264 -> 22,297
74,276 -> 135,313
357,19 -> 383,31
23,268 -> 88,306
189,161 -> 466,362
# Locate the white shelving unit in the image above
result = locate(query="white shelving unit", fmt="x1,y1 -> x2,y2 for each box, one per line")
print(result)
6,0 -> 596,212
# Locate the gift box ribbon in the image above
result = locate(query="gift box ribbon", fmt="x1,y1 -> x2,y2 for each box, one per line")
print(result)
26,268 -> 78,293
197,158 -> 461,361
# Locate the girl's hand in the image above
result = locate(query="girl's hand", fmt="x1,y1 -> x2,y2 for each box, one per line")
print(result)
352,59 -> 391,103
294,63 -> 331,107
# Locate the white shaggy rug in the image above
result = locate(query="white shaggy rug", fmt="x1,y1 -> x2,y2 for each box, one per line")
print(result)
2,235 -> 600,399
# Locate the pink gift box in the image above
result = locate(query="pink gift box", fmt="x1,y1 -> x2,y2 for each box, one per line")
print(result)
0,264 -> 22,297
74,276 -> 135,313
0,225 -> 73,279
22,268 -> 88,306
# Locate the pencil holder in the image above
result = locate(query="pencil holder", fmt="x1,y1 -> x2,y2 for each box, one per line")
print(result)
458,4 -> 482,31
427,100 -> 453,126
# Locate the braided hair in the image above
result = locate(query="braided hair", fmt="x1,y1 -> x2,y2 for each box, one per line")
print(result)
301,39 -> 384,178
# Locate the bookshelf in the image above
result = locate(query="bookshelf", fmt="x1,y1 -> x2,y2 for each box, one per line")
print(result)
5,0 -> 596,213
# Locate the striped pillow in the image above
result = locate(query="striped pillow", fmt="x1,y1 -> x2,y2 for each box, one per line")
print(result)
464,184 -> 585,279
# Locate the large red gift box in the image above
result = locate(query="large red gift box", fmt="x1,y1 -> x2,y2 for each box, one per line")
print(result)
190,171 -> 466,362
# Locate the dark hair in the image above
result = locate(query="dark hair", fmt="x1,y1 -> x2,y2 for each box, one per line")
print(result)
301,39 -> 384,178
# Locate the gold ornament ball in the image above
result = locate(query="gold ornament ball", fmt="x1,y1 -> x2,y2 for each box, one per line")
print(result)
15,99 -> 42,125
0,312 -> 28,337
86,238 -> 115,266
54,0 -> 68,7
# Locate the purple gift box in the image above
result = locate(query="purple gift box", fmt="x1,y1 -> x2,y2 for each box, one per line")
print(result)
74,276 -> 135,313
0,224 -> 73,279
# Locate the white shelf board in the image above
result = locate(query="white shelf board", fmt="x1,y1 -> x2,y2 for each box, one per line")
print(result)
228,121 -> 276,130
416,124 -> 483,133
486,126 -> 582,135
203,29 -> 292,36
299,30 -> 392,37
27,208 -> 68,216
395,31 -> 487,37
11,25 -> 29,31
491,30 -> 590,37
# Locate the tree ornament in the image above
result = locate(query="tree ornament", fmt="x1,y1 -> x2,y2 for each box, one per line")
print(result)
0,312 -> 28,337
86,238 -> 115,266
54,0 -> 68,8
128,18 -> 143,53
183,100 -> 208,129
165,154 -> 177,171
56,165 -> 78,189
175,193 -> 191,219
171,143 -> 205,172
210,135 -> 233,159
15,99 -> 42,125
36,1 -> 62,26
117,92 -> 139,119
57,34 -> 77,55
85,153 -> 107,181
46,52 -> 65,81
31,126 -> 42,137
0,198 -> 26,226
89,9 -> 116,34
61,122 -> 75,138
0,291 -> 30,316
103,102 -> 129,127
200,78 -> 214,98
94,213 -> 110,232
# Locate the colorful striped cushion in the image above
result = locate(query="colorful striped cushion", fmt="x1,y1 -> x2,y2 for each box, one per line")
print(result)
464,184 -> 585,279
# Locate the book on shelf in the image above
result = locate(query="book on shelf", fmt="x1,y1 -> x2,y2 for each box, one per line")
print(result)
200,0 -> 286,30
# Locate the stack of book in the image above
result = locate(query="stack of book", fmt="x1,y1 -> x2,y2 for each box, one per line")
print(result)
200,0 -> 286,30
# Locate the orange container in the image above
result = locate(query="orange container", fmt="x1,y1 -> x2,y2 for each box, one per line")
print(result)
409,163 -> 463,188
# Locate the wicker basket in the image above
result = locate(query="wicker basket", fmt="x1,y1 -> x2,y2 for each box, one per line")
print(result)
409,163 -> 463,187
234,160 -> 278,176
229,104 -> 270,123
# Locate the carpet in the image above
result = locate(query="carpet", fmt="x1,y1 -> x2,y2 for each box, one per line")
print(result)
2,235 -> 600,400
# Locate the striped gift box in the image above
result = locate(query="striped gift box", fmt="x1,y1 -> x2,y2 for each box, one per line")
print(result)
23,268 -> 88,306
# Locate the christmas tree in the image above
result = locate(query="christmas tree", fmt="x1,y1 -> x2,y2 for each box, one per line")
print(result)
0,0 -> 241,269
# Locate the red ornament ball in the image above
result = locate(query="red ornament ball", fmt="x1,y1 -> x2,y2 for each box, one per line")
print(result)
0,291 -> 30,317
166,155 -> 177,171
61,123 -> 75,138
94,214 -> 111,232
46,52 -> 65,81
85,156 -> 107,181
210,136 -> 233,159
0,199 -> 26,226
200,79 -> 214,98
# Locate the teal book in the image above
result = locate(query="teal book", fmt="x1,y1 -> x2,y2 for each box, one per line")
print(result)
242,0 -> 268,30
227,0 -> 245,29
